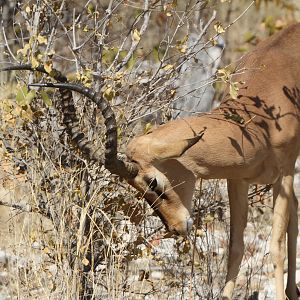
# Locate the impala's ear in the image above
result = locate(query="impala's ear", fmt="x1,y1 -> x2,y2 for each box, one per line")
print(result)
151,128 -> 206,160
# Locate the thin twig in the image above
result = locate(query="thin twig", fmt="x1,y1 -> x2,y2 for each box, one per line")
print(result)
94,0 -> 114,93
114,0 -> 150,72
1,25 -> 18,62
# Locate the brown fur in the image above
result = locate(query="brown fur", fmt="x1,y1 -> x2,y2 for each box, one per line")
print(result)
126,24 -> 300,299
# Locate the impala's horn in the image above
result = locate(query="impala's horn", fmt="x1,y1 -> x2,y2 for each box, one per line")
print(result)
1,64 -> 138,179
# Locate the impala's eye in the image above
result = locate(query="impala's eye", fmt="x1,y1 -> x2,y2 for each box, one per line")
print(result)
145,177 -> 168,199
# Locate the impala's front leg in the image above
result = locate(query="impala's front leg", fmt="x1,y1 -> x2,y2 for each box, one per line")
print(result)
271,175 -> 293,300
222,179 -> 249,300
286,192 -> 299,300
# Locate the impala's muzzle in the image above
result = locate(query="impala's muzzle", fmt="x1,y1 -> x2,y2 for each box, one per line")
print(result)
144,192 -> 193,236
167,217 -> 194,236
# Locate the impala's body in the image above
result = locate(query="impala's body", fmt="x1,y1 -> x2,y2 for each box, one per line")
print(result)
4,23 -> 300,300
126,24 -> 300,299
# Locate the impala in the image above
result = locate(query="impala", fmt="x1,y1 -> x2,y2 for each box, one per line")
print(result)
3,23 -> 300,300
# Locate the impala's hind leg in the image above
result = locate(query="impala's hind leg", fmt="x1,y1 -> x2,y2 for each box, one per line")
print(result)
222,179 -> 249,300
271,175 -> 294,300
286,190 -> 299,300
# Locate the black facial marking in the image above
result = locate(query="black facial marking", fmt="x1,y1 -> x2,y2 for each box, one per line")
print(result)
145,177 -> 168,200
156,190 -> 168,199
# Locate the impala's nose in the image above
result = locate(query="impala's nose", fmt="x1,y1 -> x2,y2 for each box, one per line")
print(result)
186,217 -> 194,232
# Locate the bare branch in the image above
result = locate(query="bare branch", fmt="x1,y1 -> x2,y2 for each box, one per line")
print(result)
114,0 -> 151,72
0,200 -> 32,212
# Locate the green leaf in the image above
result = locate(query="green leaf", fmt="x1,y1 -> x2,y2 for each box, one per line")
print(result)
244,32 -> 256,43
25,90 -> 36,104
127,55 -> 136,70
16,86 -> 36,106
87,3 -> 95,14
41,91 -> 52,107
16,86 -> 29,106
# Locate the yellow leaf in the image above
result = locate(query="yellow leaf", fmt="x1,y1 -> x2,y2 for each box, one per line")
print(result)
170,89 -> 176,97
132,29 -> 141,43
44,62 -> 53,74
214,22 -> 225,34
31,56 -> 39,69
196,229 -> 205,237
25,6 -> 31,13
115,71 -> 124,80
244,31 -> 256,43
163,64 -> 174,71
37,35 -> 48,45
87,4 -> 95,14
46,49 -> 55,57
203,214 -> 214,224
210,37 -> 218,46
117,127 -> 122,140
217,67 -> 230,82
17,44 -> 30,57
229,82 -> 239,100
26,90 -> 36,104
103,85 -> 115,101
82,257 -> 89,266
179,44 -> 187,53
43,247 -> 50,254
144,123 -> 152,134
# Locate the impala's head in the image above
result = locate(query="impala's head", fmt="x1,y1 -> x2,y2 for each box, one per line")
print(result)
128,164 -> 195,235
4,64 -> 201,236
125,133 -> 198,235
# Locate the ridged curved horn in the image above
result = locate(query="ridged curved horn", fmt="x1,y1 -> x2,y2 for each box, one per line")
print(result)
2,64 -> 138,179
